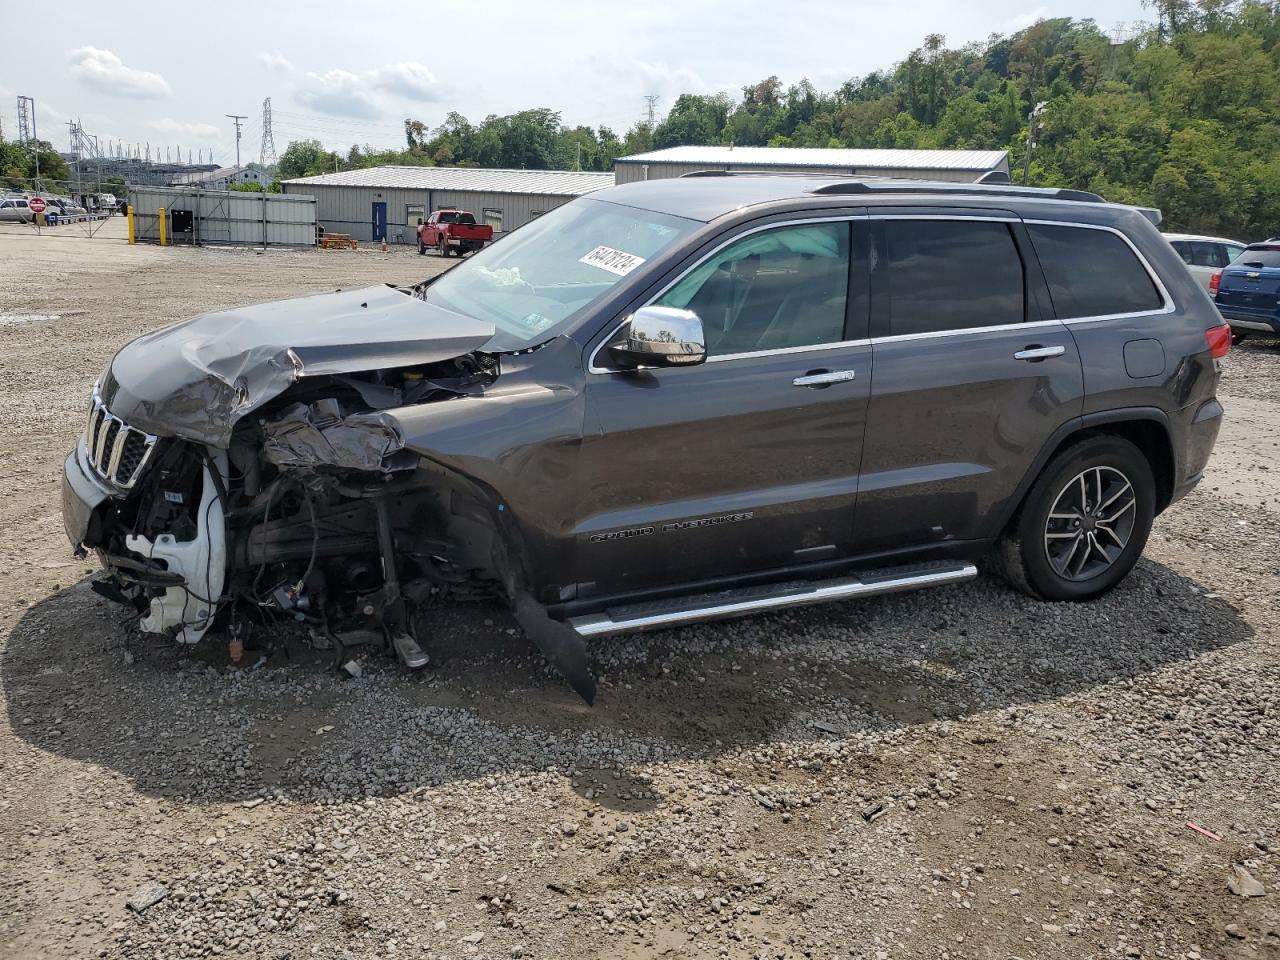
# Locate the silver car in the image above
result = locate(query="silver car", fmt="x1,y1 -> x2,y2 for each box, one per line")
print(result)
0,197 -> 33,223
1164,232 -> 1248,291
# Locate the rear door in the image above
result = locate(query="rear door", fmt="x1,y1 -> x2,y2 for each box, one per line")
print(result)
851,210 -> 1084,554
577,215 -> 873,597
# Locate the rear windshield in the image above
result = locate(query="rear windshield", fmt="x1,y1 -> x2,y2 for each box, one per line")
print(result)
437,211 -> 476,225
422,197 -> 699,352
1235,247 -> 1280,268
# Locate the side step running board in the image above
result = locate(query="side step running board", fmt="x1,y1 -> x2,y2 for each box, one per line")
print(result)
569,561 -> 977,638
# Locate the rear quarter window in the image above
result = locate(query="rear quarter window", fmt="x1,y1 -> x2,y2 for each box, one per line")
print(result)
1028,224 -> 1163,319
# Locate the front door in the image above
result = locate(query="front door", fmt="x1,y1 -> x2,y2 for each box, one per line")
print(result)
852,212 -> 1084,554
371,202 -> 387,242
577,218 -> 873,598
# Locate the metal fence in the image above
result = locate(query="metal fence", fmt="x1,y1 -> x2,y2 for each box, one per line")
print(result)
127,186 -> 316,246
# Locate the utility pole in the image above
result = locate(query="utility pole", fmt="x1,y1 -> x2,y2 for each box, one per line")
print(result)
259,98 -> 277,167
1021,101 -> 1048,186
226,114 -> 247,168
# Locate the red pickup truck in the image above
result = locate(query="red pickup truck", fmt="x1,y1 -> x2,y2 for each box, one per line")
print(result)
417,210 -> 493,257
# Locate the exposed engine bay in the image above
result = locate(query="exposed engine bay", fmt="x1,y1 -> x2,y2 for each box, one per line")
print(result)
72,284 -> 596,702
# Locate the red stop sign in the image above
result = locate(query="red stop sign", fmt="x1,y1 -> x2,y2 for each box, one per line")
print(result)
28,197 -> 47,214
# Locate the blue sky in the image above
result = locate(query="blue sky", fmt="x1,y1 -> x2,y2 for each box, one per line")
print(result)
2,0 -> 1153,167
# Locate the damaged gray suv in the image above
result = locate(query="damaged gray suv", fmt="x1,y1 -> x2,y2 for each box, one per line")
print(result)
62,175 -> 1229,703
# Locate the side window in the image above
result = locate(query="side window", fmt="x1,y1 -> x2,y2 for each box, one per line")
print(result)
1169,240 -> 1193,265
1225,244 -> 1246,264
1027,224 -> 1163,319
657,222 -> 851,357
1189,240 -> 1221,267
880,219 -> 1024,336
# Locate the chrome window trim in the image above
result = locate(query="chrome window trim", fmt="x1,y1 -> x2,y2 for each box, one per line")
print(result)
586,214 -> 1178,370
1022,219 -> 1176,323
870,318 -> 1064,346
587,214 -> 866,374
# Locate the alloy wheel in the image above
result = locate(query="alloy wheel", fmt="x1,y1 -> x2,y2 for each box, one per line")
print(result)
1043,466 -> 1137,582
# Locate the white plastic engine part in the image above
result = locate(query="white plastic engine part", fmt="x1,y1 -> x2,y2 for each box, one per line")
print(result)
124,450 -> 228,643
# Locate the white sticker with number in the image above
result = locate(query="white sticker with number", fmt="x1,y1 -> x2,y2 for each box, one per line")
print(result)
578,245 -> 646,277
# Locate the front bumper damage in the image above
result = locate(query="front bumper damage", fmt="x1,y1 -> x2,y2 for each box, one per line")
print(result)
61,285 -> 597,702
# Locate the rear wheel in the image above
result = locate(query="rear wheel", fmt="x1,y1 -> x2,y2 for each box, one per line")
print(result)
993,435 -> 1156,601
439,239 -> 447,257
417,238 -> 426,255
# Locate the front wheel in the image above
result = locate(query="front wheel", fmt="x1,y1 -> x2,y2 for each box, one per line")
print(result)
417,239 -> 426,255
993,435 -> 1156,601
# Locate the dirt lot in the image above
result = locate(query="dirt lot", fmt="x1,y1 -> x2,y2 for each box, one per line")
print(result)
1,221 -> 1277,960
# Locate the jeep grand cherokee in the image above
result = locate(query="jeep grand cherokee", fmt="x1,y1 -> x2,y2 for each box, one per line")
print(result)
61,175 -> 1229,703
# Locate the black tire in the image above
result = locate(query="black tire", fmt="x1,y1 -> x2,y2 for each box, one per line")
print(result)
993,435 -> 1156,601
417,239 -> 426,255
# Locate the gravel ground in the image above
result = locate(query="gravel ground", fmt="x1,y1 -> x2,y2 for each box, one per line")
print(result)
1,222 -> 1277,960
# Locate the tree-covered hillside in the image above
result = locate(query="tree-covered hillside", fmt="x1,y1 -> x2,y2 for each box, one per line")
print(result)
275,1 -> 1278,238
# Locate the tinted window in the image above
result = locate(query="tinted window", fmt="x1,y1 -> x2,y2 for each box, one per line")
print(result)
1188,240 -> 1225,268
1169,240 -> 1193,265
1236,247 -> 1280,268
1028,224 -> 1162,319
1226,244 -> 1246,263
881,220 -> 1024,335
657,222 -> 850,357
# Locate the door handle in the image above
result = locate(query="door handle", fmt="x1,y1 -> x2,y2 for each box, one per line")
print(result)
1013,345 -> 1065,361
792,369 -> 856,387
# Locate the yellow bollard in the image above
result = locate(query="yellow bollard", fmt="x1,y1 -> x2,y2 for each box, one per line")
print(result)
127,205 -> 135,244
158,206 -> 167,246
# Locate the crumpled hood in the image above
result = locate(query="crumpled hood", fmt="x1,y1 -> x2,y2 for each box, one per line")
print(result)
99,284 -> 495,448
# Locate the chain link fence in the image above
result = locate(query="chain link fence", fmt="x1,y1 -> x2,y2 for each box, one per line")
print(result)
1,176 -> 127,238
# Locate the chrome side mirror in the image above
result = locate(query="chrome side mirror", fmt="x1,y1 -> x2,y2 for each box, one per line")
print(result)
608,306 -> 706,368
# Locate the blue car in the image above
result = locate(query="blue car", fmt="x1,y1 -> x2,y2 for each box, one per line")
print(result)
1213,242 -> 1280,341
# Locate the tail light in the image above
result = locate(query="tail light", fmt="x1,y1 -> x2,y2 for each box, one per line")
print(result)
1205,323 -> 1231,359
1209,270 -> 1221,296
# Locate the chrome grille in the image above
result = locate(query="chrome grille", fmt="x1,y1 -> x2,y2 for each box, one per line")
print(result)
85,389 -> 157,488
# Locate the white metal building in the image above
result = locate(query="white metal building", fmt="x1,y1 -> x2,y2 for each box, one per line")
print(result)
613,146 -> 1011,184
280,166 -> 615,244
168,165 -> 268,190
127,185 -> 317,246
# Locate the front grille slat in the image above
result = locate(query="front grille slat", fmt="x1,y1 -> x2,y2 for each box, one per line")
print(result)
84,388 -> 158,489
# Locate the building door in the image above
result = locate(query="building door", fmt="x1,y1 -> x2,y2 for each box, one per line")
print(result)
371,202 -> 387,242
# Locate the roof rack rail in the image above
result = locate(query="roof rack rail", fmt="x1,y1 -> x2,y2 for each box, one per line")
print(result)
808,181 -> 1106,203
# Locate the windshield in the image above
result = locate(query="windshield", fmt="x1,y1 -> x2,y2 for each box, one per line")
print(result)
422,197 -> 699,352
1235,247 -> 1280,268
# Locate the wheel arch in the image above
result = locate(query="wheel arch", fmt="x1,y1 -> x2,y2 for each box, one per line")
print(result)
993,408 -> 1176,538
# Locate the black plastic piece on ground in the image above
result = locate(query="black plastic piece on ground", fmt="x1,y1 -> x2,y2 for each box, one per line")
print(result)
513,592 -> 596,705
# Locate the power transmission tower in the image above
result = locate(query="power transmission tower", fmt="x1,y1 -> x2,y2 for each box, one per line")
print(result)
226,113 -> 247,168
259,97 -> 277,167
642,95 -> 659,131
17,96 -> 39,186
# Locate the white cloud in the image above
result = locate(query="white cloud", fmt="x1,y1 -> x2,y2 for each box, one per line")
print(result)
367,62 -> 441,100
147,118 -> 221,139
67,47 -> 171,99
294,61 -> 443,117
258,50 -> 294,72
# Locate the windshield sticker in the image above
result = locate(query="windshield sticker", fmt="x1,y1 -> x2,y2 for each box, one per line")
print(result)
578,245 -> 646,277
517,312 -> 555,332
